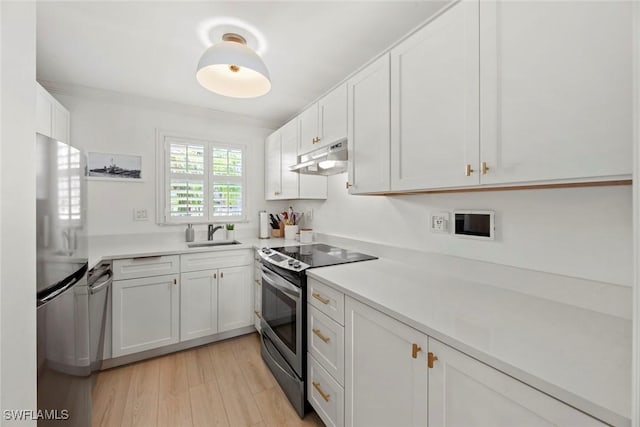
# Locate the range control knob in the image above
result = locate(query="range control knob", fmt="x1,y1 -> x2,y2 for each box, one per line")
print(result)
262,248 -> 271,254
288,259 -> 295,266
293,263 -> 301,269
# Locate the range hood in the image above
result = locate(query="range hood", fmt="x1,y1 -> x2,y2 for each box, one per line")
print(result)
289,139 -> 348,176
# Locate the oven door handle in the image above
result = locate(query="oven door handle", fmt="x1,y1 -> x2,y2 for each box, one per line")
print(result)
261,266 -> 300,298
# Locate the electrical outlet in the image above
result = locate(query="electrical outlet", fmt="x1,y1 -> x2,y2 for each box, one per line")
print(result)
430,212 -> 450,233
305,209 -> 313,222
134,208 -> 148,221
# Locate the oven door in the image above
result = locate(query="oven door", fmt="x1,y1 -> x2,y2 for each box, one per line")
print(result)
261,265 -> 302,376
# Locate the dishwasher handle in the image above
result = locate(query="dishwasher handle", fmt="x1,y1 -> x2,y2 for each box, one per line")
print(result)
89,272 -> 112,295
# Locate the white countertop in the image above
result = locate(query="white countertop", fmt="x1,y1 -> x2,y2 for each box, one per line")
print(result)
88,234 -> 293,269
87,234 -> 631,426
307,259 -> 631,427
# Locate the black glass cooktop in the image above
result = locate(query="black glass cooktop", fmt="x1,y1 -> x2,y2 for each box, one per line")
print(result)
272,243 -> 377,268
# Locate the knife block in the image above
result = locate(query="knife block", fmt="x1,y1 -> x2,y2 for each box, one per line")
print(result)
272,222 -> 284,238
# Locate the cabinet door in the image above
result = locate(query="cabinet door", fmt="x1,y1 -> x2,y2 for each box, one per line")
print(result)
390,0 -> 479,191
180,270 -> 218,341
345,297 -> 428,427
280,118 -> 300,199
52,102 -> 70,143
218,265 -> 253,332
264,131 -> 282,200
112,274 -> 179,357
36,84 -> 53,137
428,339 -> 605,427
299,104 -> 319,154
479,1 -> 632,184
318,84 -> 347,149
347,54 -> 391,193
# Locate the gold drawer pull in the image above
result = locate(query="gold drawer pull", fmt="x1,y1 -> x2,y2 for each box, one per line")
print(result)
428,352 -> 438,368
312,292 -> 330,304
411,343 -> 422,359
173,278 -> 177,285
312,328 -> 331,343
312,381 -> 330,402
254,310 -> 261,318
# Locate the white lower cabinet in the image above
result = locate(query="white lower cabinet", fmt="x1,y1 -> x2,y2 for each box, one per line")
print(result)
112,274 -> 180,357
218,265 -> 253,332
180,270 -> 218,341
345,296 -> 428,427
427,339 -> 605,427
308,354 -> 345,427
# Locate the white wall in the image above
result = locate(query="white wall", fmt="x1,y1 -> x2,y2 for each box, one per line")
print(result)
297,173 -> 633,287
52,90 -> 285,238
0,2 -> 37,425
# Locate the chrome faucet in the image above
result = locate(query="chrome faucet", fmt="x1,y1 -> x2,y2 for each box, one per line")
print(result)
208,224 -> 223,241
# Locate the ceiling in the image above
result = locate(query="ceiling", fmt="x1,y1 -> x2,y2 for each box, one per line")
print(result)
36,1 -> 447,127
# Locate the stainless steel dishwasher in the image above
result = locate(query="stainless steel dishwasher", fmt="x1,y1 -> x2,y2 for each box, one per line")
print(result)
88,261 -> 112,372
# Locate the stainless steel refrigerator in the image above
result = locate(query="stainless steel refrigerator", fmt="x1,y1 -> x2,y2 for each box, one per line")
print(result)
36,132 -> 92,426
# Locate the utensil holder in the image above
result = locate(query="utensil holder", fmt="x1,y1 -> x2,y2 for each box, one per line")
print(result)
284,225 -> 299,241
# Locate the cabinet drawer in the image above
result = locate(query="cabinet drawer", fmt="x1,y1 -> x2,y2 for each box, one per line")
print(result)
181,250 -> 251,273
308,278 -> 344,325
113,255 -> 179,280
308,306 -> 344,385
308,353 -> 344,427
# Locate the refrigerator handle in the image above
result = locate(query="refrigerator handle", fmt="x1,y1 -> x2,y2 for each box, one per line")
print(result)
43,215 -> 49,248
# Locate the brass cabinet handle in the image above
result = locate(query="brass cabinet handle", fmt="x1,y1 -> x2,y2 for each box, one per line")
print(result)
346,182 -> 352,189
274,191 -> 280,196
173,278 -> 177,285
312,328 -> 331,343
213,273 -> 217,279
465,164 -> 475,176
220,272 -> 224,279
312,292 -> 330,304
428,352 -> 438,368
481,162 -> 490,175
411,343 -> 422,359
255,279 -> 261,285
312,381 -> 330,402
254,310 -> 261,318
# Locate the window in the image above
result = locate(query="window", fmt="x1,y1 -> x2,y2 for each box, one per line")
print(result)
157,132 -> 246,224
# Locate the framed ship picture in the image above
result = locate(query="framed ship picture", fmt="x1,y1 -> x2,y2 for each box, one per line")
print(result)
86,152 -> 143,181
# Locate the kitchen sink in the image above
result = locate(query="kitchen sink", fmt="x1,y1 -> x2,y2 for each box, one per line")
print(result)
187,240 -> 242,248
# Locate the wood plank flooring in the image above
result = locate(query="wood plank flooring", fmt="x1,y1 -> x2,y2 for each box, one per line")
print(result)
92,333 -> 324,427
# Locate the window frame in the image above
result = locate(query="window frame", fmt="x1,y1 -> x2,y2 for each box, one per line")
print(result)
156,130 -> 248,225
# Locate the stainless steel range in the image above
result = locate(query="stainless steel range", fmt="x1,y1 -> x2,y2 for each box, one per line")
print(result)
258,244 -> 376,417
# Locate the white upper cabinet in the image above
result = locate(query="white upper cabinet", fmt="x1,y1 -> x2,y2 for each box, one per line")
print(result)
479,1 -> 633,184
265,131 -> 282,200
36,83 -> 70,143
390,0 -> 480,191
299,84 -> 347,155
347,54 -> 391,194
265,118 -> 327,200
299,104 -> 320,155
280,119 -> 300,199
318,84 -> 347,149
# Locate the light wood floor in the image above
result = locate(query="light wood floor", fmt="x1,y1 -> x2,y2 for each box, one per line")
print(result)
92,333 -> 324,427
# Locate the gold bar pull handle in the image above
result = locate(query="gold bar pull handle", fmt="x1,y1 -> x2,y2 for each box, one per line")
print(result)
465,164 -> 475,176
428,352 -> 438,368
312,381 -> 330,402
312,328 -> 331,343
312,292 -> 330,305
173,278 -> 177,285
411,343 -> 422,359
481,162 -> 490,175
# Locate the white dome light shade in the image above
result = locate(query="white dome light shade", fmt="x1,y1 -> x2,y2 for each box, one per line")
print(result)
196,35 -> 271,98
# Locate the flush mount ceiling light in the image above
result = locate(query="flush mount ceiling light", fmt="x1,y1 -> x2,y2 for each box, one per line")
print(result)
196,32 -> 271,98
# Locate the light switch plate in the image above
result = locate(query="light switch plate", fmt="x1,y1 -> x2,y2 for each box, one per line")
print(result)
134,208 -> 148,221
430,212 -> 450,233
